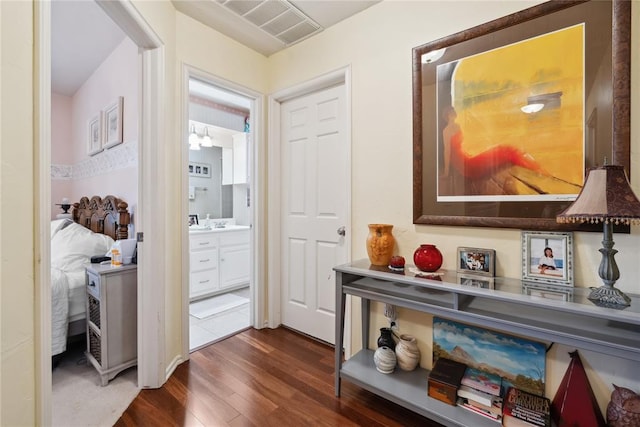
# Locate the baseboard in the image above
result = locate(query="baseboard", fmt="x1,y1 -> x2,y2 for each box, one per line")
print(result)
165,353 -> 186,381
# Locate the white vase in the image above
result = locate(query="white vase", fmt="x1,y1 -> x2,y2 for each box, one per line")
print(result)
395,334 -> 420,371
373,346 -> 396,374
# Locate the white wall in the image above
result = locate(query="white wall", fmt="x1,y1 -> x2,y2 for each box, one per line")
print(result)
0,1 -> 36,425
269,0 -> 640,415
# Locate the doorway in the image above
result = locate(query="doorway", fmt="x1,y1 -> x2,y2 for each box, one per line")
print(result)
183,68 -> 261,352
39,1 -> 165,425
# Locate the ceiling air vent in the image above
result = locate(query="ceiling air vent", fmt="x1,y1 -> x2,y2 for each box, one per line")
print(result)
217,0 -> 322,47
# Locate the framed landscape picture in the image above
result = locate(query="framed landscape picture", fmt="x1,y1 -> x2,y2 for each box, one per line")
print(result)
433,317 -> 547,396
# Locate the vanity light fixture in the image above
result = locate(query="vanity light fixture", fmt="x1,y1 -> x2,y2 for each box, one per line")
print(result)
188,124 -> 200,146
200,127 -> 213,147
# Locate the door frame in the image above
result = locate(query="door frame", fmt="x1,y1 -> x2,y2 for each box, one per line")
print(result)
180,65 -> 265,358
267,66 -> 352,350
36,1 -> 165,423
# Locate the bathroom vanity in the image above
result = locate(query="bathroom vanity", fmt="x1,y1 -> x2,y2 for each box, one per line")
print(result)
189,226 -> 250,301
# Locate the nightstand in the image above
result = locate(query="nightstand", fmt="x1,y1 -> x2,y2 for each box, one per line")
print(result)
85,263 -> 137,386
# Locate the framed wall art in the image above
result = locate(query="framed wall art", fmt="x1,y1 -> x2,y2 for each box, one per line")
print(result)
412,1 -> 631,230
102,96 -> 124,149
189,161 -> 211,178
188,214 -> 199,226
87,113 -> 103,156
456,247 -> 495,277
522,230 -> 573,286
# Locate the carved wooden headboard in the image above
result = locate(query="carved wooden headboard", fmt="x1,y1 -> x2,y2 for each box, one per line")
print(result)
71,195 -> 130,240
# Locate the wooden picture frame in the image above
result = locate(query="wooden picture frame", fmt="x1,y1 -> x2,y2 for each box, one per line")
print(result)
412,1 -> 631,230
102,96 -> 123,149
456,247 -> 495,277
522,230 -> 573,286
87,113 -> 103,156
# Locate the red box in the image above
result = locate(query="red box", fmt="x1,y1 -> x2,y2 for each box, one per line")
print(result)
428,357 -> 467,405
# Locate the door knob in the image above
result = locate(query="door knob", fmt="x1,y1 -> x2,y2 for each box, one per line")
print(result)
337,226 -> 346,236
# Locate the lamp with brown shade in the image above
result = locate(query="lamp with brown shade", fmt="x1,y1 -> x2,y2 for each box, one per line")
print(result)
557,164 -> 640,307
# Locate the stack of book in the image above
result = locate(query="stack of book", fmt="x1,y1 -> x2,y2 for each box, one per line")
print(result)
427,357 -> 468,405
456,367 -> 503,422
502,387 -> 551,427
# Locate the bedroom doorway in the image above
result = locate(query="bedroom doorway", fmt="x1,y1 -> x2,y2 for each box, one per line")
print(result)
182,67 -> 263,354
40,0 -> 165,425
49,0 -> 139,419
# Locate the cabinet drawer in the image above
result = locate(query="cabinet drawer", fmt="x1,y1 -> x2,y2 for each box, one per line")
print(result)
190,269 -> 219,296
219,230 -> 249,246
190,248 -> 218,272
87,270 -> 101,299
190,234 -> 218,250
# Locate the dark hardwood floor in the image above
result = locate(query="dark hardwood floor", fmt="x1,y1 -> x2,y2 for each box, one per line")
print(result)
115,327 -> 443,426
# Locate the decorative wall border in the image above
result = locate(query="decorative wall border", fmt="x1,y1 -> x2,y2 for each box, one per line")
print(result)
51,140 -> 138,180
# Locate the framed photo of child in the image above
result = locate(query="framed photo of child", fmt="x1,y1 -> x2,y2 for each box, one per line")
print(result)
522,231 -> 573,286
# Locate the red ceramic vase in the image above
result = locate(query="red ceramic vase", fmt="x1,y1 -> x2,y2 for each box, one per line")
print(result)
413,244 -> 443,272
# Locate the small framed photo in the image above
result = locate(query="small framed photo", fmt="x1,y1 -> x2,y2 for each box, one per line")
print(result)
188,161 -> 212,178
457,273 -> 494,289
522,231 -> 573,286
87,113 -> 103,156
523,282 -> 574,302
102,96 -> 123,149
456,247 -> 495,277
188,214 -> 199,226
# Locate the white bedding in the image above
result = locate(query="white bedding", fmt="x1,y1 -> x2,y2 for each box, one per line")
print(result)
51,220 -> 114,356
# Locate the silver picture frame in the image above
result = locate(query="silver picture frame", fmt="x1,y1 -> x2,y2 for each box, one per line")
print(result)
456,247 -> 495,277
522,230 -> 573,286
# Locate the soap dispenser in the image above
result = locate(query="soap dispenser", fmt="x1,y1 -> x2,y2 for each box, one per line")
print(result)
205,213 -> 211,228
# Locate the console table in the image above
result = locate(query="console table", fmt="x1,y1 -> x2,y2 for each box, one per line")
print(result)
334,259 -> 640,427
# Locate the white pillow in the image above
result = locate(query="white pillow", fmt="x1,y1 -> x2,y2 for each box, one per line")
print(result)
51,222 -> 115,272
50,218 -> 72,239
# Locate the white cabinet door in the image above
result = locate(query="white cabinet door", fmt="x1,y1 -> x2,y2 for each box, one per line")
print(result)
232,133 -> 247,184
190,269 -> 219,298
219,245 -> 250,289
222,147 -> 233,185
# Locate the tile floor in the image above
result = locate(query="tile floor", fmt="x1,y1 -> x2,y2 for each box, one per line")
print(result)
189,287 -> 251,351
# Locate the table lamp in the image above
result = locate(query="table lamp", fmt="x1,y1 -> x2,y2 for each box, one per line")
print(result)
557,164 -> 640,307
56,197 -> 71,214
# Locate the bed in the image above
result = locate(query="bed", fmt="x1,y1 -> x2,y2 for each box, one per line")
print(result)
51,195 -> 130,358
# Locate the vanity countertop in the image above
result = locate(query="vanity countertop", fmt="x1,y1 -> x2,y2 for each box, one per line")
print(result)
189,225 -> 250,234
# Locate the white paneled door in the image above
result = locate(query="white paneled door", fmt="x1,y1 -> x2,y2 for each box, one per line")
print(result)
281,84 -> 349,344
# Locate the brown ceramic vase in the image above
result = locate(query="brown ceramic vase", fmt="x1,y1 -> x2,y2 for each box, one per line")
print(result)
366,224 -> 395,266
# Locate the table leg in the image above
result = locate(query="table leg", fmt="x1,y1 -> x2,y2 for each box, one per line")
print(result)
334,272 -> 346,397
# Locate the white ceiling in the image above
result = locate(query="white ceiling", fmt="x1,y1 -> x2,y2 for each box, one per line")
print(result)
51,0 -> 378,96
51,0 -> 126,96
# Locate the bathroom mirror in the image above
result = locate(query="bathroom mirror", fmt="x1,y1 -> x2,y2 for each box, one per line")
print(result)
188,78 -> 251,225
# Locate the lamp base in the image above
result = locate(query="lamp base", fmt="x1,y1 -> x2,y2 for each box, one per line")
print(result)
588,285 -> 631,308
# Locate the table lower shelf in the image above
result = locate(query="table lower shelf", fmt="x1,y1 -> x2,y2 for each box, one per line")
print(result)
339,350 -> 498,427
